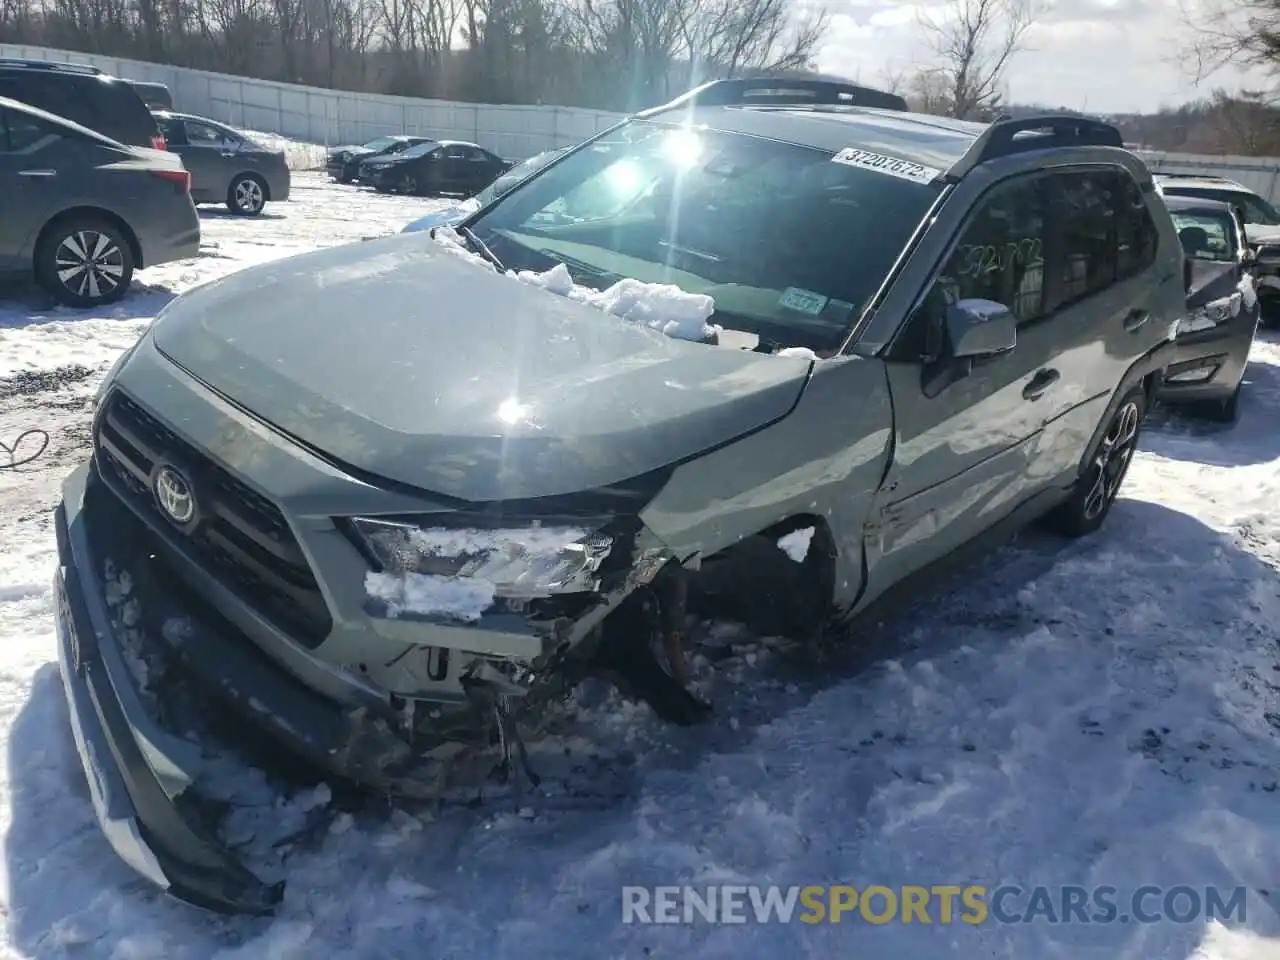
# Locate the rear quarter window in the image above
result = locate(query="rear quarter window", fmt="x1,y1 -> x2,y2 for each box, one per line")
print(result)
86,79 -> 158,146
0,72 -> 156,146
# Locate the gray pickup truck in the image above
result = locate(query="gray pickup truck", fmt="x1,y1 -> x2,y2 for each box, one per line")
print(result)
53,79 -> 1185,913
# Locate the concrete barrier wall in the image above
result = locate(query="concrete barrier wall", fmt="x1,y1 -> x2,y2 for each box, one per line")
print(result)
7,44 -> 1280,199
0,43 -> 626,161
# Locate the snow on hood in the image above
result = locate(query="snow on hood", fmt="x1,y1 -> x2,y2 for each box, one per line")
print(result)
434,227 -> 718,343
148,232 -> 816,501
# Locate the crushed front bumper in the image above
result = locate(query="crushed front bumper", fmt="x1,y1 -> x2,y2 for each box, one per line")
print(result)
54,463 -> 284,914
1158,307 -> 1258,403
54,453 -> 677,913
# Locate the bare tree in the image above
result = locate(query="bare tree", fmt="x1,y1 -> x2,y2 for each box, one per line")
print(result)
0,0 -> 829,109
917,0 -> 1039,120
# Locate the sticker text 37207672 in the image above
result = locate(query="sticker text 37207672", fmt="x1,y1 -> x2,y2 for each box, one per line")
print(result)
831,148 -> 943,185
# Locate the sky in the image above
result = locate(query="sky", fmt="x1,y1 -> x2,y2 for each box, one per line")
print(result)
812,0 -> 1275,113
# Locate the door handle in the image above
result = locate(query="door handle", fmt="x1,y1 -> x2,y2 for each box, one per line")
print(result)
1022,368 -> 1060,400
1124,309 -> 1150,332
17,169 -> 55,177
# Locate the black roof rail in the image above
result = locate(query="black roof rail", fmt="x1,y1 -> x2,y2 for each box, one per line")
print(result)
947,114 -> 1124,180
637,77 -> 909,117
0,57 -> 103,76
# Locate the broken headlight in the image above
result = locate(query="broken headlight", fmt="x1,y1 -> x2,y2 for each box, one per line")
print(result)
1177,291 -> 1242,334
346,517 -> 614,598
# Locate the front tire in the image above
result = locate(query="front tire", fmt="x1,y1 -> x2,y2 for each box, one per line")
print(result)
1045,387 -> 1145,538
36,218 -> 135,308
227,175 -> 267,216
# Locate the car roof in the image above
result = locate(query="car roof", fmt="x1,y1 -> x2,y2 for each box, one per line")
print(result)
438,139 -> 481,149
152,110 -> 231,126
1156,174 -> 1251,192
1162,194 -> 1237,215
0,93 -> 124,149
641,103 -> 991,172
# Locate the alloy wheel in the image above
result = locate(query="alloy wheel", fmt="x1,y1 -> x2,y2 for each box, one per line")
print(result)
235,178 -> 265,213
55,231 -> 125,302
1082,400 -> 1140,520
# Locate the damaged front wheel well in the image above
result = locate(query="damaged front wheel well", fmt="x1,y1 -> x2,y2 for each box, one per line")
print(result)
675,514 -> 838,641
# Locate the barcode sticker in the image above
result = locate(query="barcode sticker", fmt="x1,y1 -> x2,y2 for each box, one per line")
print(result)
831,148 -> 942,184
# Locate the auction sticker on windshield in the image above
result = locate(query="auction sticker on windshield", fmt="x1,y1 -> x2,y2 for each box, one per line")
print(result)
832,148 -> 942,184
780,287 -> 829,315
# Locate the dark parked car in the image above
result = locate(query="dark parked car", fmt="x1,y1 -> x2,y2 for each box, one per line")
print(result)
365,139 -> 511,196
325,135 -> 432,183
0,58 -> 165,150
1,96 -> 200,307
400,146 -> 571,233
1160,195 -> 1261,422
152,111 -> 290,216
126,80 -> 173,110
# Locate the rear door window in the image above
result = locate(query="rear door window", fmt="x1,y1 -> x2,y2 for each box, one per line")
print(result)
184,119 -> 229,145
1044,169 -> 1159,312
0,109 -> 61,154
1050,172 -> 1118,306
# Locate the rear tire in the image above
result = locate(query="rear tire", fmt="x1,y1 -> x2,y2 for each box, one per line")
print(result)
227,174 -> 267,216
35,217 -> 135,308
1044,387 -> 1145,538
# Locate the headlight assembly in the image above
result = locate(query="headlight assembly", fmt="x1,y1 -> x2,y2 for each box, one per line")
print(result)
348,517 -> 615,600
92,335 -> 145,412
1177,291 -> 1242,334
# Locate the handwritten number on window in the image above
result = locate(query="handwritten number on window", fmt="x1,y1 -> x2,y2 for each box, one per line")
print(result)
953,237 -> 1042,279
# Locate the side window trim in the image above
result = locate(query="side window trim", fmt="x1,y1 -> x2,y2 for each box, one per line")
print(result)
885,163 -> 1150,359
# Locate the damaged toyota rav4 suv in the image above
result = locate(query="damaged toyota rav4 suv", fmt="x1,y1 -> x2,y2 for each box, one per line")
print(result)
54,79 -> 1184,913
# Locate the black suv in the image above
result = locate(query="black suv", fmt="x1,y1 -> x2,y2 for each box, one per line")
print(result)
0,58 -> 164,150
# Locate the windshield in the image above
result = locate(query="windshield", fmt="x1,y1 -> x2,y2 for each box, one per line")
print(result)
1171,210 -> 1238,262
474,149 -> 563,206
466,120 -> 943,352
1163,185 -> 1280,225
361,137 -> 400,151
399,140 -> 440,159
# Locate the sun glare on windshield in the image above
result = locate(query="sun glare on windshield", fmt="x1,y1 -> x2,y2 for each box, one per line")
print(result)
663,128 -> 703,169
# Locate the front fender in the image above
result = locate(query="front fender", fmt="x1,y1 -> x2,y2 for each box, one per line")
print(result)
639,356 -> 893,609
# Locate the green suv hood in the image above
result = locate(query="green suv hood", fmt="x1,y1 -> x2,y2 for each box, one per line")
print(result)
151,234 -> 813,501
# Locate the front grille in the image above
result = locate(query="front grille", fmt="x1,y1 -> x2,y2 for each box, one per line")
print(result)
94,390 -> 333,648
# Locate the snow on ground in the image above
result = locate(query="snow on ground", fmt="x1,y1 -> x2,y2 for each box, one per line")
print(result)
2,175 -> 1280,958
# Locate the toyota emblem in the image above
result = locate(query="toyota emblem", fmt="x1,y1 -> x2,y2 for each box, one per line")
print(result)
153,465 -> 196,525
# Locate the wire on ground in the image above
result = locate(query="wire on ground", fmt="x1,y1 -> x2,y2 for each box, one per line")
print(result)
0,429 -> 51,469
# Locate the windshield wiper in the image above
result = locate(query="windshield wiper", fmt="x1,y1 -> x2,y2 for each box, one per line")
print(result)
455,225 -> 506,272
536,249 -> 622,286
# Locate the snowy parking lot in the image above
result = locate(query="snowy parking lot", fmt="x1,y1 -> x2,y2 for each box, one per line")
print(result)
1,173 -> 1280,959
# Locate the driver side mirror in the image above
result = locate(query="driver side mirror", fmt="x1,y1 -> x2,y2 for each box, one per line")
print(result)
946,299 -> 1017,359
